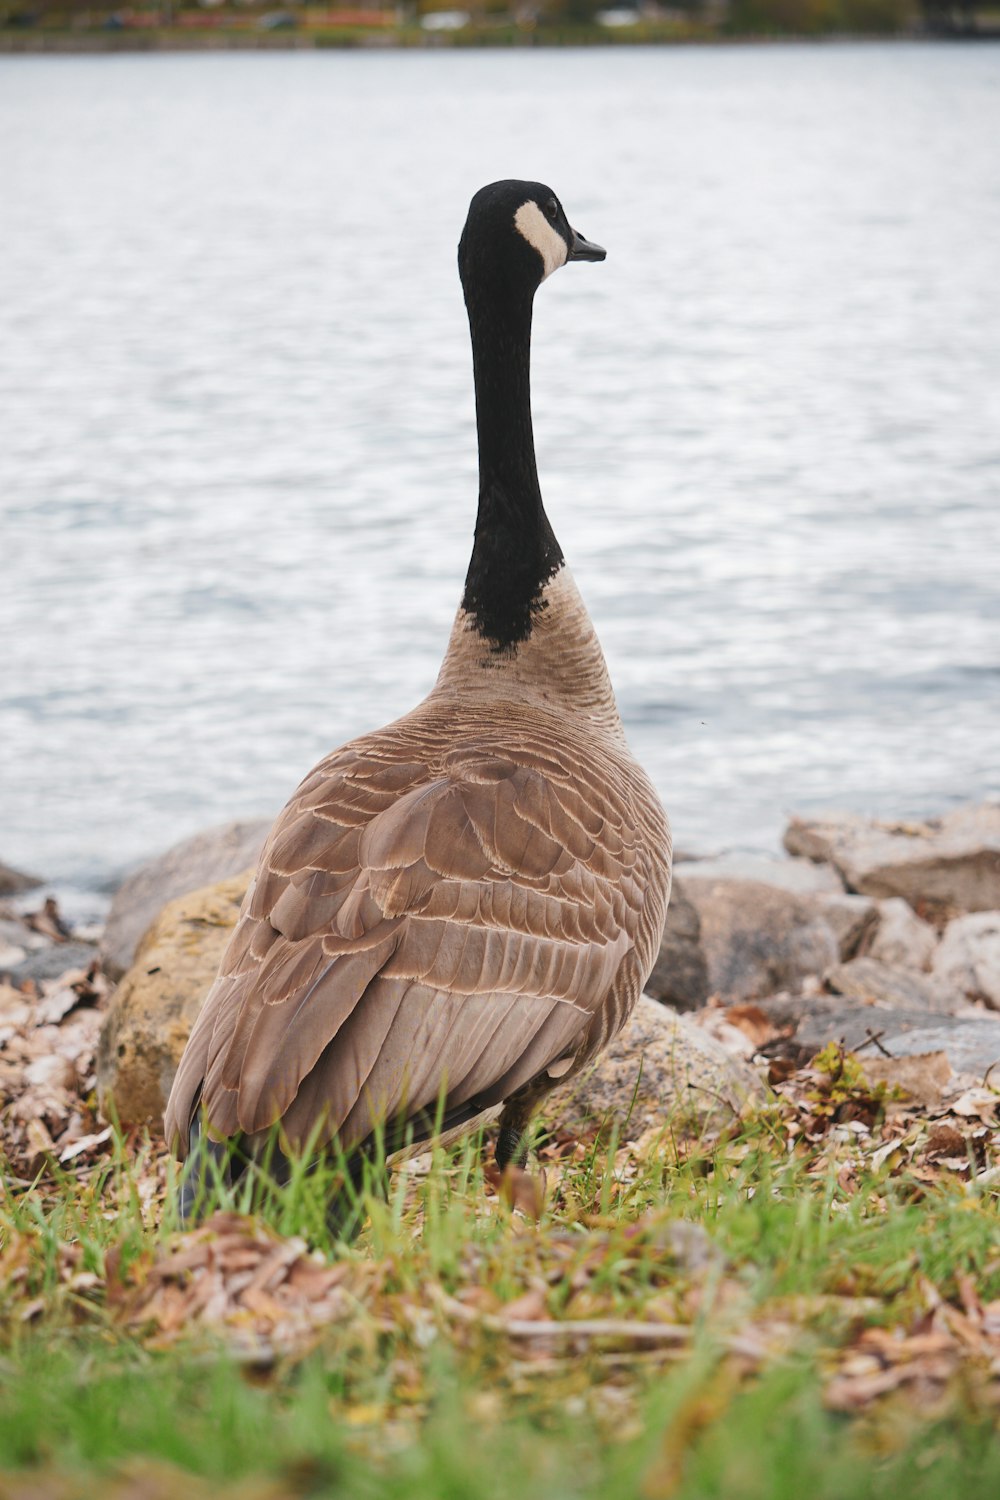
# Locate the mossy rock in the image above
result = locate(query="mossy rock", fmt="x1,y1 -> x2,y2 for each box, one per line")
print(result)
546,995 -> 766,1141
97,871 -> 252,1129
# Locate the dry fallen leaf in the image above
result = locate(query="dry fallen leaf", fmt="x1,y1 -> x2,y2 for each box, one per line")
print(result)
722,1004 -> 793,1052
949,1088 -> 999,1125
59,1126 -> 113,1164
861,1052 -> 952,1108
924,1123 -> 966,1160
501,1288 -> 549,1322
112,1213 -> 366,1360
482,1162 -> 548,1220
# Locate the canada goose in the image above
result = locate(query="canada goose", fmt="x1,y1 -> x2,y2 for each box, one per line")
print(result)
164,180 -> 672,1216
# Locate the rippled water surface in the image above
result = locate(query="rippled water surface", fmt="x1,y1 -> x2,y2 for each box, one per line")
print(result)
2,43 -> 999,886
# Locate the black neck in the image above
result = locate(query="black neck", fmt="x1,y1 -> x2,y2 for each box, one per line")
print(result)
461,283 -> 563,650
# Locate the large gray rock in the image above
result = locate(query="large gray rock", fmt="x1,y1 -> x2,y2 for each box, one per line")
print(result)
548,994 -> 765,1137
869,897 -> 937,971
0,859 -> 42,897
643,885 -> 709,1011
881,1019 -> 1000,1079
784,803 -> 1000,914
97,871 -> 251,1128
5,940 -> 98,985
752,992 -> 1000,1076
752,992 -> 932,1054
647,866 -> 858,1009
824,956 -> 958,1014
100,819 -> 272,980
931,912 -> 1000,1009
681,878 -> 838,1002
676,852 -> 844,895
813,892 -> 878,961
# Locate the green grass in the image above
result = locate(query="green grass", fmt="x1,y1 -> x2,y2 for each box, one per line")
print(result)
2,1336 -> 999,1499
1,1110 -> 997,1498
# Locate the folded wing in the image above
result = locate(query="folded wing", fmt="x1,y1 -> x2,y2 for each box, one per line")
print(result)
164,728 -> 649,1157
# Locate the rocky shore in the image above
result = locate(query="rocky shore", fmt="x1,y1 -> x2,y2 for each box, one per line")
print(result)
0,23 -> 927,57
2,801 -> 999,1179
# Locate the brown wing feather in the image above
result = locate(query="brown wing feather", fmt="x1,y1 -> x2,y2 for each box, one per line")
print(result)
164,714 -> 656,1158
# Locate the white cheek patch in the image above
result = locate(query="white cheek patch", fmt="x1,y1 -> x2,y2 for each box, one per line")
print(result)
514,200 -> 569,281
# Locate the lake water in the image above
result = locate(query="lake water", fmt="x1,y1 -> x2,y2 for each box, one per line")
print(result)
2,42 -> 999,893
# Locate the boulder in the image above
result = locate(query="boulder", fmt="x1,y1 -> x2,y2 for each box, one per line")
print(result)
881,1019 -> 1000,1079
643,885 -> 709,1011
675,852 -> 844,895
101,819 -> 272,980
0,859 -> 42,897
6,940 -> 99,986
812,892 -> 878,961
547,994 -> 765,1137
868,897 -> 937,971
783,803 -> 1000,914
647,872 -> 858,1011
931,912 -> 1000,1009
97,871 -> 251,1129
824,956 -> 958,1014
750,992 -> 1000,1075
681,878 -> 838,1002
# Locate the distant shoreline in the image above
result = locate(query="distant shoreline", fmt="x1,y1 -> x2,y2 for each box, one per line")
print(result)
3,25 -> 995,55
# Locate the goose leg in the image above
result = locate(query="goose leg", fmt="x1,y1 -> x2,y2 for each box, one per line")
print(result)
495,1100 -> 533,1171
322,1144 -> 395,1242
179,1116 -> 294,1223
179,1114 -> 233,1222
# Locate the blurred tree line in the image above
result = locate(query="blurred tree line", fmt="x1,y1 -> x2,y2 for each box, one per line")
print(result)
721,0 -> 914,33
432,0 -> 919,26
3,0 -> 979,38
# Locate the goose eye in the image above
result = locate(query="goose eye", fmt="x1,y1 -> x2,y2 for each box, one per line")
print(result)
545,198 -> 558,222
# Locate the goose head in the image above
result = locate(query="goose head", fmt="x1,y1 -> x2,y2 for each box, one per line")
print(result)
458,179 -> 606,303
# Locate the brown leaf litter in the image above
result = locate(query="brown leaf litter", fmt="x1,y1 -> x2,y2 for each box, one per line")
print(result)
0,1458 -> 295,1500
0,958 -> 113,1183
109,1212 -> 369,1362
1,942 -> 998,1423
825,1276 -> 1000,1413
102,1203 -> 1000,1418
